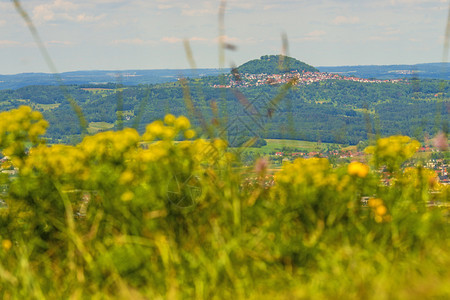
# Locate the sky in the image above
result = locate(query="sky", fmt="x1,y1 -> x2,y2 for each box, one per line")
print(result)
0,0 -> 449,74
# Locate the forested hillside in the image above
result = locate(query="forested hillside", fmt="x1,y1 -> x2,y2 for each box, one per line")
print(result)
237,55 -> 319,74
0,77 -> 447,145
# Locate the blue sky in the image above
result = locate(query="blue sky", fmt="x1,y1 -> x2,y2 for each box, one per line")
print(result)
0,0 -> 449,74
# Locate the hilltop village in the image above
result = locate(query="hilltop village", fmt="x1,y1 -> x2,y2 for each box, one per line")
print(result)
211,70 -> 405,88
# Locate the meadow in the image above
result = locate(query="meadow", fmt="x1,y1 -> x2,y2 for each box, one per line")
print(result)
249,138 -> 332,154
0,106 -> 449,299
87,122 -> 115,135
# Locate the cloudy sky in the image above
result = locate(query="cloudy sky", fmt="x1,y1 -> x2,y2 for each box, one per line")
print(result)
0,0 -> 449,74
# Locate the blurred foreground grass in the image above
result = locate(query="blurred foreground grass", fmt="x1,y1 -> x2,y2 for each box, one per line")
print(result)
0,106 -> 449,299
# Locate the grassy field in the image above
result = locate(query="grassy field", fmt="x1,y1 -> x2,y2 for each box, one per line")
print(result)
87,121 -> 115,134
30,103 -> 61,111
246,138 -> 337,154
82,87 -> 127,95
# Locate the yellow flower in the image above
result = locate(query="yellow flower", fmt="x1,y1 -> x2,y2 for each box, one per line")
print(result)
164,114 -> 176,125
121,191 -> 134,202
376,205 -> 387,216
119,170 -> 134,185
144,120 -> 165,140
162,127 -> 176,140
368,198 -> 383,208
365,136 -> 420,170
213,138 -> 228,151
347,161 -> 369,178
175,116 -> 190,130
2,239 -> 12,251
184,129 -> 196,139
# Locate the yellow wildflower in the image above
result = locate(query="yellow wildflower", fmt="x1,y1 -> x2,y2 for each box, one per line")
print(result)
164,114 -> 176,125
143,120 -> 165,140
119,170 -> 134,185
347,161 -> 369,178
368,198 -> 383,208
2,239 -> 12,251
175,116 -> 190,130
184,129 -> 196,139
121,191 -> 134,202
376,205 -> 387,216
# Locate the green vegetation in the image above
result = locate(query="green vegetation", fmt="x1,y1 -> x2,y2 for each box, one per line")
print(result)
0,106 -> 449,299
30,103 -> 61,111
0,75 -> 447,145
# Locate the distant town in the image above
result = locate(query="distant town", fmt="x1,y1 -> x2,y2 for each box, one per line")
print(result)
238,141 -> 449,187
211,70 -> 405,88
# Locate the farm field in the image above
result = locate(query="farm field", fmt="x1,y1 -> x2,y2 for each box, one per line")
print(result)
87,121 -> 115,134
249,138 -> 336,154
31,103 -> 60,111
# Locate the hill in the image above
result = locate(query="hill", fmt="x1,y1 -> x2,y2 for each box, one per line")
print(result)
0,77 -> 447,145
236,55 -> 319,74
2,61 -> 449,90
318,62 -> 450,80
0,68 -> 229,90
0,56 -> 448,145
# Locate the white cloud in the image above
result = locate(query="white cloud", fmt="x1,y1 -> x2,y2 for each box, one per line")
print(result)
94,0 -> 128,3
227,1 -> 254,10
190,36 -> 209,42
159,35 -> 246,45
181,2 -> 215,16
158,4 -> 174,9
32,0 -> 104,24
307,30 -> 326,37
384,29 -> 401,35
303,30 -> 326,41
0,40 -> 20,47
154,1 -> 188,11
332,16 -> 360,25
32,0 -> 77,22
161,36 -> 183,43
182,8 -> 215,16
112,38 -> 157,45
161,36 -> 211,44
368,36 -> 398,41
389,0 -> 445,4
263,5 -> 280,10
368,27 -> 401,41
372,0 -> 448,9
75,13 -> 105,23
214,35 -> 241,44
46,40 -> 74,46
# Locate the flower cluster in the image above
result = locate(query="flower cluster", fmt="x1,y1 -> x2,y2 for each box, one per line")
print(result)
368,198 -> 391,223
81,128 -> 140,162
347,161 -> 369,178
0,106 -> 47,165
23,144 -> 88,180
0,106 -> 449,299
143,114 -> 195,142
1,107 -> 233,211
275,157 -> 334,187
365,135 -> 420,171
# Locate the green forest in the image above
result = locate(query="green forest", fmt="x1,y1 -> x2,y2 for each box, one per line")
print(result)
0,73 -> 447,145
